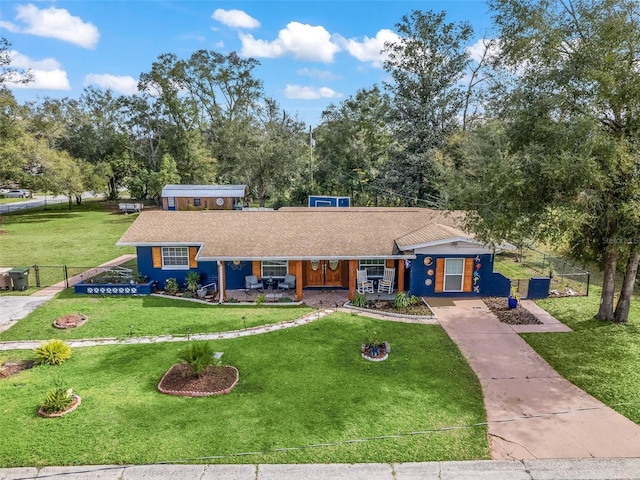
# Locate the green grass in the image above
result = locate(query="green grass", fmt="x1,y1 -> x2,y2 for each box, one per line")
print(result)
493,254 -> 539,279
0,289 -> 315,341
0,197 -> 26,204
0,313 -> 489,467
523,292 -> 640,424
0,201 -> 136,267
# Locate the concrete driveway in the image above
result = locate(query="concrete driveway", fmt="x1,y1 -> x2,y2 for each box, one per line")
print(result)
434,299 -> 640,460
0,295 -> 53,333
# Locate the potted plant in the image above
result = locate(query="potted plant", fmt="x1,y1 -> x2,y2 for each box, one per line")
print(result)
508,286 -> 520,309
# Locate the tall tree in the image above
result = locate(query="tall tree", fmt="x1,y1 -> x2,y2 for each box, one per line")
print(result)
0,37 -> 32,86
315,86 -> 393,205
381,10 -> 473,205
450,0 -> 640,323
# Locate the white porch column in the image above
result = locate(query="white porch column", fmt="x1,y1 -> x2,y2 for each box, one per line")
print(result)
217,261 -> 225,304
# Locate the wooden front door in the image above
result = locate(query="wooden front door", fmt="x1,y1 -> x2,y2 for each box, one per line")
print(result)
305,260 -> 343,287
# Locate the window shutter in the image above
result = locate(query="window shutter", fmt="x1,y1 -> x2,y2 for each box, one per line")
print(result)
252,261 -> 261,279
189,247 -> 198,268
152,247 -> 162,268
463,258 -> 474,292
434,258 -> 444,293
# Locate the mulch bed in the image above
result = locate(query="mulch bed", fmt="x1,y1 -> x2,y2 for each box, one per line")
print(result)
483,297 -> 542,325
53,313 -> 88,329
0,359 -> 34,378
158,364 -> 239,397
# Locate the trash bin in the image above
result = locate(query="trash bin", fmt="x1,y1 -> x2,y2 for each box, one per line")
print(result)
8,267 -> 29,291
0,267 -> 11,290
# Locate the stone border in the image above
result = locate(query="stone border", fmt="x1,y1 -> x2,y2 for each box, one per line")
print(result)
344,302 -> 436,320
157,365 -> 239,397
151,293 -> 303,307
361,341 -> 390,362
53,313 -> 88,329
38,395 -> 81,418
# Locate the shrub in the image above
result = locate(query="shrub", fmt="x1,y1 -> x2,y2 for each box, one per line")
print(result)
255,294 -> 267,305
178,341 -> 219,377
165,278 -> 179,295
185,271 -> 200,292
41,385 -> 74,414
392,292 -> 418,309
351,292 -> 369,308
33,339 -> 72,366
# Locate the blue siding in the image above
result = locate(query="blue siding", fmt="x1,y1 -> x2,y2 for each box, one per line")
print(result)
408,253 -> 510,297
225,261 -> 253,289
136,246 -> 218,290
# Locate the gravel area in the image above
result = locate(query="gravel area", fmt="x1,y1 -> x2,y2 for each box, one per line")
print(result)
482,297 -> 542,325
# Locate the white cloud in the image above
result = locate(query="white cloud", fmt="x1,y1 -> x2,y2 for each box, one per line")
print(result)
240,22 -> 341,63
6,50 -> 70,90
467,38 -> 500,64
284,84 -> 341,100
297,67 -> 340,81
340,29 -> 401,68
84,74 -> 139,95
0,20 -> 20,33
10,3 -> 99,49
212,9 -> 260,29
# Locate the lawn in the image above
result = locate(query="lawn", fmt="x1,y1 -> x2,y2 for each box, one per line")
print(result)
0,313 -> 489,467
0,200 -> 136,268
0,289 -> 315,341
524,291 -> 640,424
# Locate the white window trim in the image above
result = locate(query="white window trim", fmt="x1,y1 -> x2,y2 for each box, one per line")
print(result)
443,258 -> 464,292
261,260 -> 288,278
162,246 -> 190,270
359,259 -> 385,278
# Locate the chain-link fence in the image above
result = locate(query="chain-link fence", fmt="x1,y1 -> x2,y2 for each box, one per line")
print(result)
509,247 -> 591,298
1,259 -> 138,291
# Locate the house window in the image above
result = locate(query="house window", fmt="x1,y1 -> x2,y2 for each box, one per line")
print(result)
444,258 -> 464,291
359,259 -> 385,278
262,260 -> 288,278
193,198 -> 201,207
162,247 -> 189,269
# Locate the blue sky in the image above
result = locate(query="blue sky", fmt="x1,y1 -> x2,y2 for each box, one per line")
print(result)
1,1 -> 494,126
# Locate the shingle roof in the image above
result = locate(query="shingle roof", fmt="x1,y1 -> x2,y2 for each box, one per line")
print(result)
161,184 -> 248,198
117,208 -> 474,260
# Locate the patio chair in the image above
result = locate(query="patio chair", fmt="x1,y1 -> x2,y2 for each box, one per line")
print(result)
356,269 -> 374,294
244,275 -> 262,293
377,267 -> 396,294
278,274 -> 296,291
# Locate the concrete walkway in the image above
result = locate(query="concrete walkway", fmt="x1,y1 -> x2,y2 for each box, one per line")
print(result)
3,457 -> 640,479
433,299 -> 640,460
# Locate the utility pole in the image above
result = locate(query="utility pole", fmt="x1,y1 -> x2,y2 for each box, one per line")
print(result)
309,125 -> 314,190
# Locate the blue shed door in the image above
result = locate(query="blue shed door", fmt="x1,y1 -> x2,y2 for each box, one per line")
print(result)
167,197 -> 176,211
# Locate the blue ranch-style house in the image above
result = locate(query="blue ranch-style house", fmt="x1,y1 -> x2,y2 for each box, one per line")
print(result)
115,207 -> 513,302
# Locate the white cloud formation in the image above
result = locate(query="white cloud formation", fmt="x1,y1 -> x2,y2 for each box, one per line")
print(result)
212,9 -> 260,29
6,50 -> 71,90
297,67 -> 340,81
84,74 -> 139,95
467,38 -> 500,64
340,29 -> 401,68
240,22 -> 341,63
284,84 -> 340,100
5,3 -> 99,49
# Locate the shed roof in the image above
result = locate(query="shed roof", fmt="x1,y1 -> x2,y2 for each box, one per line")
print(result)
161,184 -> 248,198
117,208 -> 479,260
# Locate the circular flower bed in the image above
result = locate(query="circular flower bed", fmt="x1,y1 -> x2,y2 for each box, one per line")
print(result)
38,395 -> 81,418
53,313 -> 88,329
361,341 -> 390,362
0,359 -> 34,378
158,364 -> 239,397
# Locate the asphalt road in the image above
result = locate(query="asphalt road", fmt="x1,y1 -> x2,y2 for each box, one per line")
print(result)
0,194 -> 100,214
